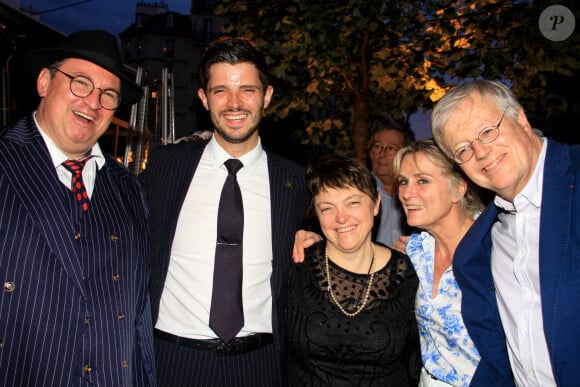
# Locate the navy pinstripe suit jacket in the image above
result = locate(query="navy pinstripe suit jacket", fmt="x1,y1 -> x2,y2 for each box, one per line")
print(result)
141,139 -> 309,383
0,114 -> 156,386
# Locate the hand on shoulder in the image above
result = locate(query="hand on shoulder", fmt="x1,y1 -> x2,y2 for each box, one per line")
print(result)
292,230 -> 323,263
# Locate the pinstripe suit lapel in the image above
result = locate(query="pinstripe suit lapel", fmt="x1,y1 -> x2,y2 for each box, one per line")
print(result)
0,116 -> 87,297
267,153 -> 300,300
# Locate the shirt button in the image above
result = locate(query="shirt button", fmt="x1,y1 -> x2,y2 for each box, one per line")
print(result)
83,365 -> 92,374
3,282 -> 15,292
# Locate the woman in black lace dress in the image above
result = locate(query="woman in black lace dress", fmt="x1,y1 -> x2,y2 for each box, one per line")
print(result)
287,155 -> 420,386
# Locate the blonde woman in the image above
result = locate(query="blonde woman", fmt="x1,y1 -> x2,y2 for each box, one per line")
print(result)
394,139 -> 484,386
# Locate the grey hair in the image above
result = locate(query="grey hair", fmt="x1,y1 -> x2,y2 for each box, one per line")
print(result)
431,80 -> 523,158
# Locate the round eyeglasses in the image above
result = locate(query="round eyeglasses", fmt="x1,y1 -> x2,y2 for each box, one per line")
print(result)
53,68 -> 121,110
452,111 -> 505,164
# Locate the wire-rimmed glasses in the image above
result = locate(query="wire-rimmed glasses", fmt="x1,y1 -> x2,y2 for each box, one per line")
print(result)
370,143 -> 401,156
452,111 -> 505,164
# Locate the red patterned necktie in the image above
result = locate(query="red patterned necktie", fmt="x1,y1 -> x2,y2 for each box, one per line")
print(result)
62,157 -> 92,212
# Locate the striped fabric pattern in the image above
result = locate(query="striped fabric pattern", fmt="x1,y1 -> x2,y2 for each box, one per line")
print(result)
141,139 -> 310,385
0,114 -> 156,386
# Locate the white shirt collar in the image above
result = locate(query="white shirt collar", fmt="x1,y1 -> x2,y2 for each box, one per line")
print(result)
33,111 -> 106,169
494,137 -> 546,212
206,135 -> 265,174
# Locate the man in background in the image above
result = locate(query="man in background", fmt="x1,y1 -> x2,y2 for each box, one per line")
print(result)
368,119 -> 414,246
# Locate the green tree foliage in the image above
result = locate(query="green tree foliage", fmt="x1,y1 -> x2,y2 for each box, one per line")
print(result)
215,0 -> 579,159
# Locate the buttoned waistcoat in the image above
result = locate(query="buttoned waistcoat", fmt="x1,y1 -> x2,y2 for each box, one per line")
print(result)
0,114 -> 156,386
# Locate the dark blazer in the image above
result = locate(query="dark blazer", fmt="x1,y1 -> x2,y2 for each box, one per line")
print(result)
141,139 -> 309,381
0,114 -> 156,386
454,139 -> 580,386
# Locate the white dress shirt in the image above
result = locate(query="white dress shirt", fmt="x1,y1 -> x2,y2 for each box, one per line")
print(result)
155,136 -> 273,339
35,111 -> 105,195
491,138 -> 556,386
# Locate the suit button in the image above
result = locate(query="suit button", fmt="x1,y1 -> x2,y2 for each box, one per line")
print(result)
74,233 -> 81,240
0,339 -> 3,348
122,360 -> 128,368
85,316 -> 90,324
118,313 -> 125,320
112,274 -> 120,281
3,282 -> 15,292
4,281 -> 16,293
110,233 -> 119,241
83,365 -> 92,373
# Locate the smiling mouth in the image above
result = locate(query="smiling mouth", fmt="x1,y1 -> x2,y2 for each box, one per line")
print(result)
336,226 -> 356,233
483,154 -> 503,172
224,112 -> 248,121
406,205 -> 426,211
74,110 -> 94,122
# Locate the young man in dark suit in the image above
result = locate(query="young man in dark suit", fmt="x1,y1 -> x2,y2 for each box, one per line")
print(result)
141,37 -> 309,386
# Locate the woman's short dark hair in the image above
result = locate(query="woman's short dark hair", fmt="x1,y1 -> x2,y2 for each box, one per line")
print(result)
307,155 -> 378,203
198,36 -> 270,91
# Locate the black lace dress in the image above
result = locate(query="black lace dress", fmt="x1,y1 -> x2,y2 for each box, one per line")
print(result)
286,241 -> 420,386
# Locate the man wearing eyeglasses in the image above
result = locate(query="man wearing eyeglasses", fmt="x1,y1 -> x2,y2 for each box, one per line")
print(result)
367,120 -> 415,247
0,30 -> 156,386
431,79 -> 580,386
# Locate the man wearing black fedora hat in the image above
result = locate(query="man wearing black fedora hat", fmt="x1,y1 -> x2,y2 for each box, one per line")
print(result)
0,30 -> 155,386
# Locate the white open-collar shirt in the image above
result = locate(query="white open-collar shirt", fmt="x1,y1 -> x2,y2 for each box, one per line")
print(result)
492,138 -> 556,386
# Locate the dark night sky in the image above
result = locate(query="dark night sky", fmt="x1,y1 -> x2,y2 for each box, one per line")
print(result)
16,0 -> 433,138
19,0 -> 190,35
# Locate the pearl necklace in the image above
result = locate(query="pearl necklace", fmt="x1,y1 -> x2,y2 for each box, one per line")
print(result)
325,243 -> 376,317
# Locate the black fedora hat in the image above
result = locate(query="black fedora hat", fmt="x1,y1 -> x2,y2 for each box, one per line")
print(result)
27,29 -> 143,106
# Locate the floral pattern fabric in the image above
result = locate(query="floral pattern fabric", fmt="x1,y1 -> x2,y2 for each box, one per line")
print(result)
407,231 -> 480,387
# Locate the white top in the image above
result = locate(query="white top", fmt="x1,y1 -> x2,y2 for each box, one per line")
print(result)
35,111 -> 105,197
491,138 -> 556,386
407,231 -> 480,386
155,136 -> 273,339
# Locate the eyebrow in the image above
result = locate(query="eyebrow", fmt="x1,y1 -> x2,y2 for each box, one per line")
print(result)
208,84 -> 262,91
315,193 -> 364,204
65,70 -> 121,92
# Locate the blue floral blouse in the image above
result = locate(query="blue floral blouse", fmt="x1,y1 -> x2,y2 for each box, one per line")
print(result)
407,231 -> 480,386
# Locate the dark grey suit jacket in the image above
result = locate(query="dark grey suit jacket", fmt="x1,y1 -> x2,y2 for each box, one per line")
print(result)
141,139 -> 309,382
